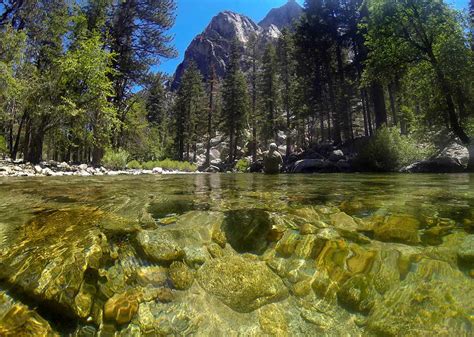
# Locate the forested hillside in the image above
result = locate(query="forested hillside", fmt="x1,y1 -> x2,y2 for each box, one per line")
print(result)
0,0 -> 473,172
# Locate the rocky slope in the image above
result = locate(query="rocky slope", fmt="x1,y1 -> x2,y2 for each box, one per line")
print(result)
172,1 -> 302,89
258,0 -> 303,29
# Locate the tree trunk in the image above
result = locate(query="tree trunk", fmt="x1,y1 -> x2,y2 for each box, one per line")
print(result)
388,82 -> 398,126
11,111 -> 27,160
26,128 -> 44,164
92,146 -> 104,167
468,142 -> 474,172
335,44 -> 351,141
371,81 -> 387,129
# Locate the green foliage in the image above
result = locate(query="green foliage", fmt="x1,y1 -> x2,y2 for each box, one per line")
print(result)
235,158 -> 250,172
126,160 -> 142,169
174,62 -> 206,161
222,40 -> 249,162
142,159 -> 197,172
101,148 -> 129,170
259,43 -> 281,144
0,136 -> 7,156
364,0 -> 473,143
356,127 -> 432,172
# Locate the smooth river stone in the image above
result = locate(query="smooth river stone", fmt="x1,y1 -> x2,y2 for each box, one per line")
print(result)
136,230 -> 185,263
197,255 -> 288,313
374,215 -> 420,245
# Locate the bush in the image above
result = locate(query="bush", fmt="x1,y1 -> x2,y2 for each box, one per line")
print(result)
141,159 -> 198,172
101,148 -> 129,170
0,136 -> 7,157
235,158 -> 250,172
356,127 -> 430,172
126,160 -> 142,169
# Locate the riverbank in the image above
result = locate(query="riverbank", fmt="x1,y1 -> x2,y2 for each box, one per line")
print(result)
0,159 -> 199,177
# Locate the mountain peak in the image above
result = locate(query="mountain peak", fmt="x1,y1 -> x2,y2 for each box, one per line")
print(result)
258,0 -> 303,30
207,11 -> 260,44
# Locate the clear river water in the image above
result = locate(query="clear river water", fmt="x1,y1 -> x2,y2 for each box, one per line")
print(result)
0,174 -> 473,336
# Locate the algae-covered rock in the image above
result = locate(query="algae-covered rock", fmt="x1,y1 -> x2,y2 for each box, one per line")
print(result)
0,291 -> 58,337
329,212 -> 359,231
169,261 -> 194,290
104,292 -> 139,325
104,287 -> 174,325
0,209 -> 110,320
258,304 -> 289,336
374,215 -> 420,245
197,255 -> 288,313
136,230 -> 185,263
365,259 -> 474,337
457,234 -> 474,263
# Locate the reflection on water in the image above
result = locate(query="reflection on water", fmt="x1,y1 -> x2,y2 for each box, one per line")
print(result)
0,174 -> 473,336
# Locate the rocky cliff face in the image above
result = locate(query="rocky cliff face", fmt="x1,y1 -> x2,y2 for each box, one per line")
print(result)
259,0 -> 303,30
172,1 -> 302,89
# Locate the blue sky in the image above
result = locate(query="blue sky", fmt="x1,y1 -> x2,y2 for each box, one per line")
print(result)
156,0 -> 470,76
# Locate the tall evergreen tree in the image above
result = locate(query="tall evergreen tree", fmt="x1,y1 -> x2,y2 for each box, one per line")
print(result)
259,43 -> 281,146
365,0 -> 472,144
174,62 -> 206,161
205,65 -> 218,166
277,29 -> 297,157
222,40 -> 249,163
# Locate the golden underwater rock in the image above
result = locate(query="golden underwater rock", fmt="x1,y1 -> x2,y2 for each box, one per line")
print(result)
197,255 -> 288,313
0,291 -> 58,337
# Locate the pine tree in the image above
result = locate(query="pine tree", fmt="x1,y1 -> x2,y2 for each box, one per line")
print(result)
247,33 -> 260,162
222,40 -> 249,163
174,62 -> 206,161
259,43 -> 280,146
205,65 -> 218,167
277,29 -> 297,157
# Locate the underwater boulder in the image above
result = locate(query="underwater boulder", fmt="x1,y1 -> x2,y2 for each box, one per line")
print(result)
136,230 -> 185,264
373,215 -> 420,245
197,255 -> 288,313
365,258 -> 474,336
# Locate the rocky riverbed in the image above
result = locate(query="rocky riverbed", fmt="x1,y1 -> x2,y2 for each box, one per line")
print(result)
0,159 -> 197,177
0,174 -> 472,336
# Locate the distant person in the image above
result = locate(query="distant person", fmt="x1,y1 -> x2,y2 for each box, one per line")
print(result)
263,143 -> 283,174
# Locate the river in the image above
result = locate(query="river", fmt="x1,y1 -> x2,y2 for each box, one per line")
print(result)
0,174 -> 473,336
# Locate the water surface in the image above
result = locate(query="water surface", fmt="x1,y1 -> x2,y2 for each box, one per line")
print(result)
0,174 -> 473,336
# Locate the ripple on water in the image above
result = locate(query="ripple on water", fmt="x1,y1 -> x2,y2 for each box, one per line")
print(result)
0,174 -> 473,335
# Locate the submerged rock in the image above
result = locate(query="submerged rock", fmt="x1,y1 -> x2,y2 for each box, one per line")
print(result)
222,209 -> 273,254
0,291 -> 58,336
136,230 -> 185,263
104,287 -> 174,326
169,261 -> 194,290
0,208 -> 110,320
374,215 -> 420,245
197,255 -> 288,313
457,235 -> 474,264
365,259 -> 474,336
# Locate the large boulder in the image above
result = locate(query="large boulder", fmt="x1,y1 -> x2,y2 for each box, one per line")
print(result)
329,150 -> 345,162
365,259 -> 474,336
197,255 -> 288,313
291,159 -> 340,173
401,157 -> 465,173
373,215 -> 420,245
136,230 -> 185,264
437,142 -> 469,167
